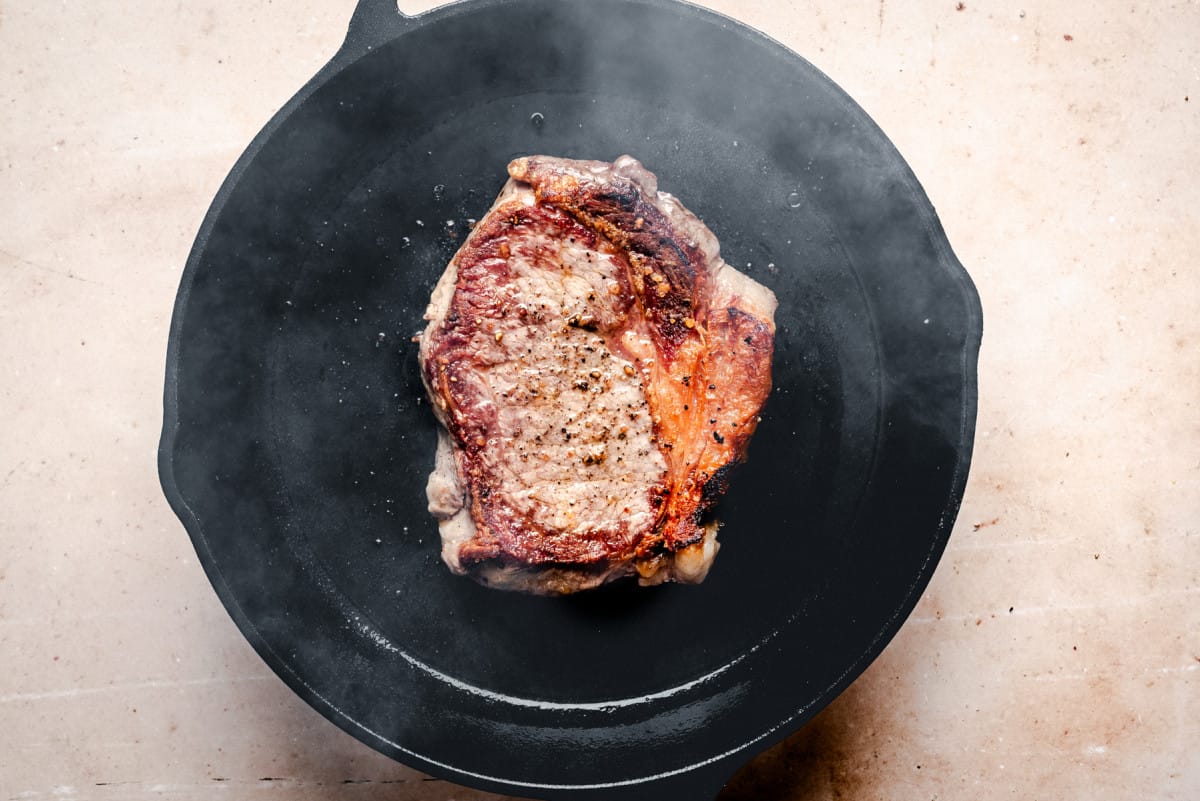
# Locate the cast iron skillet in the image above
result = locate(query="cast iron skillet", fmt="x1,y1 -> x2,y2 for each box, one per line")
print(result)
158,0 -> 982,798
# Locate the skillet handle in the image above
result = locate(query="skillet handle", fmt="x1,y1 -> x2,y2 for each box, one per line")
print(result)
343,0 -> 413,54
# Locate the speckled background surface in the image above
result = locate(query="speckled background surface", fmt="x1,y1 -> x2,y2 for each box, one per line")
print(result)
1,1 -> 1197,799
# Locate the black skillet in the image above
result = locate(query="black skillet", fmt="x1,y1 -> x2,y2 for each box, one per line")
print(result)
158,0 -> 982,798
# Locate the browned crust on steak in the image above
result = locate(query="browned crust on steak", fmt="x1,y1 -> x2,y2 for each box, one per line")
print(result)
420,155 -> 776,592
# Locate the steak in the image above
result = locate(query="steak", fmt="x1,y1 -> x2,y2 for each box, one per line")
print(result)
419,155 -> 777,594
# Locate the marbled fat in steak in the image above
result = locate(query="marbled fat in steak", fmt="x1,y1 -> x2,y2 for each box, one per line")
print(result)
418,155 -> 776,594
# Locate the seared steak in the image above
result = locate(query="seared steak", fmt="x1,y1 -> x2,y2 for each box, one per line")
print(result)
419,155 -> 776,594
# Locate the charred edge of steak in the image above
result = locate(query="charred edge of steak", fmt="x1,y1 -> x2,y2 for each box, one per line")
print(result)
700,462 -> 737,511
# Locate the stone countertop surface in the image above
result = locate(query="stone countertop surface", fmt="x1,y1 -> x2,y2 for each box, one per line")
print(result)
1,1 -> 1196,798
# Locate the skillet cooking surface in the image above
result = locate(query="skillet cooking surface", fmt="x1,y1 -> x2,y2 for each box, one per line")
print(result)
159,0 -> 982,797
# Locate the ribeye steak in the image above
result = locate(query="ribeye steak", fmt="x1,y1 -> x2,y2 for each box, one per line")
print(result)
418,155 -> 777,594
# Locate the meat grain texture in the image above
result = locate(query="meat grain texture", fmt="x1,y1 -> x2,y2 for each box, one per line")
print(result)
419,155 -> 776,594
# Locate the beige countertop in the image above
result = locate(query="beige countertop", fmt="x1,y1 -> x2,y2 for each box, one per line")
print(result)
1,1 -> 1197,798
